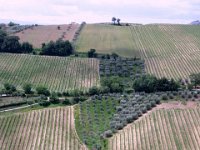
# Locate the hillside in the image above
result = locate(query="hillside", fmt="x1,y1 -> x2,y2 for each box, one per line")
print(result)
14,23 -> 79,48
109,107 -> 200,150
76,24 -> 200,80
0,107 -> 87,150
0,53 -> 99,92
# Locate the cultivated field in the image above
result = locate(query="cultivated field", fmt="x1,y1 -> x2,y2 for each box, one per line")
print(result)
0,107 -> 87,150
15,23 -> 79,48
109,108 -> 200,150
0,53 -> 100,92
76,24 -> 200,80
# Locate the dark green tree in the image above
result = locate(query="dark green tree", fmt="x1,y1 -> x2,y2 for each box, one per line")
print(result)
36,86 -> 50,96
112,17 -> 116,24
117,18 -> 121,25
190,73 -> 200,87
88,49 -> 97,58
23,83 -> 32,94
21,42 -> 33,53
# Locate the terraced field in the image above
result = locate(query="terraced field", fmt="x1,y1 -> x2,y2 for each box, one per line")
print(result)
0,107 -> 87,150
0,53 -> 100,92
76,24 -> 200,80
109,108 -> 200,150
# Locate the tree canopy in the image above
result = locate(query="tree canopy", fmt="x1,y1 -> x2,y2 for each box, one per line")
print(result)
0,29 -> 33,53
133,75 -> 180,93
40,40 -> 73,56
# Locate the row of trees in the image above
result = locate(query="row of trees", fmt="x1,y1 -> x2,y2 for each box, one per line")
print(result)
0,29 -> 73,56
40,40 -> 73,56
112,17 -> 121,25
133,75 -> 180,93
88,75 -> 180,96
0,30 -> 33,53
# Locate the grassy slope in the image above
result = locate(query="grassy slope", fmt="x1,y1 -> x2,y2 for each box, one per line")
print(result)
0,53 -> 99,92
76,24 -> 200,79
76,24 -> 141,58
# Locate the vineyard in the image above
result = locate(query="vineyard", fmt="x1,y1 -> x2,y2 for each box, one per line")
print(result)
109,108 -> 200,150
75,93 -> 160,150
0,53 -> 100,92
76,24 -> 200,80
0,106 -> 87,150
14,23 -> 79,48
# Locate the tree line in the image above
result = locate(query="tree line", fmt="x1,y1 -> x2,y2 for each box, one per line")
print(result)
0,30 -> 33,53
0,29 -> 73,56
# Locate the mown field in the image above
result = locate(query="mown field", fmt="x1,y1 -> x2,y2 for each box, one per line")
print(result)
14,23 -> 79,48
0,53 -> 99,92
109,108 -> 200,150
76,24 -> 200,80
0,107 -> 87,150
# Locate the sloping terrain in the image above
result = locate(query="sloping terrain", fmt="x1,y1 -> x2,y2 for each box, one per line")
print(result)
109,106 -> 200,150
15,23 -> 79,48
76,24 -> 200,80
0,106 -> 87,150
0,53 -> 100,92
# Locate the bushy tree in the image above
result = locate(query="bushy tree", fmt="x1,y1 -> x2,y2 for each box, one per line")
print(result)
88,49 -> 97,58
21,42 -> 33,53
133,75 -> 180,93
89,86 -> 100,95
101,76 -> 124,93
133,75 -> 157,93
190,73 -> 200,87
36,86 -> 50,96
3,83 -> 16,93
41,40 -> 73,56
0,30 -> 33,54
112,17 -> 116,24
23,83 -> 32,94
1,36 -> 21,53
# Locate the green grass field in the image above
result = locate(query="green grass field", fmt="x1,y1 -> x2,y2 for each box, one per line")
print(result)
0,53 -> 100,92
76,24 -> 200,80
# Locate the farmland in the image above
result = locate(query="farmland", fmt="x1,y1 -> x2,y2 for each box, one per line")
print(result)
0,53 -> 99,92
0,106 -> 87,150
76,24 -> 200,80
14,23 -> 79,48
109,107 -> 200,150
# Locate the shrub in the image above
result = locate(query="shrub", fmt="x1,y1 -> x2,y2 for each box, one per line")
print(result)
188,94 -> 192,99
62,91 -> 69,97
141,106 -> 147,113
27,100 -> 34,105
150,100 -> 156,107
194,94 -> 198,99
116,106 -> 123,112
126,115 -> 133,123
104,130 -> 113,138
132,112 -> 138,120
115,123 -> 124,130
36,86 -> 50,96
146,103 -> 152,110
62,99 -> 70,105
137,110 -> 143,117
3,83 -> 16,93
169,94 -> 174,99
155,98 -> 161,104
89,86 -> 100,95
161,94 -> 168,100
23,83 -> 32,94
39,101 -> 50,107
181,94 -> 185,99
